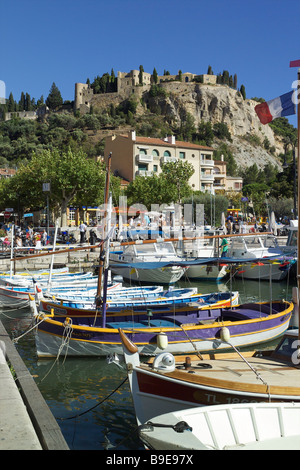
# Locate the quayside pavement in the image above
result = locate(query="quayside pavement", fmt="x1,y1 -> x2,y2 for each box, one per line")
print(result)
0,320 -> 69,450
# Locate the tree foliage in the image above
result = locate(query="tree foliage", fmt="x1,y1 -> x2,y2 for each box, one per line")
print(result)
125,160 -> 195,208
213,143 -> 237,176
1,147 -> 119,225
46,82 -> 63,110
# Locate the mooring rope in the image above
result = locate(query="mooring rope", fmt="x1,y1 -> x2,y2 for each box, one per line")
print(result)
56,376 -> 128,421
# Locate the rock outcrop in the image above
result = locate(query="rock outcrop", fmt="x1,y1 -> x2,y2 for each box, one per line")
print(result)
147,82 -> 285,170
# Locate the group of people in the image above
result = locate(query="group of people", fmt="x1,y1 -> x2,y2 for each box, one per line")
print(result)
225,214 -> 248,235
1,226 -> 49,250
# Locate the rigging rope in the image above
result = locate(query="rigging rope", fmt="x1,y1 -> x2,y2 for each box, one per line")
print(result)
56,376 -> 128,421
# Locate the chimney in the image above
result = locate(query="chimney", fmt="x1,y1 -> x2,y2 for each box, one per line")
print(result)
221,154 -> 224,161
131,130 -> 136,141
167,135 -> 175,145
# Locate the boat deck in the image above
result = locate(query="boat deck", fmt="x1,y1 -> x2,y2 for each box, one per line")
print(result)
142,351 -> 300,395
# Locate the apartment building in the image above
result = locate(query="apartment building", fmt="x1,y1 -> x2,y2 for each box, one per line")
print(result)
104,131 -> 216,192
104,131 -> 242,194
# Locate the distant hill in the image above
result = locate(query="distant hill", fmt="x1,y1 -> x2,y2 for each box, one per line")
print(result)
0,78 -> 295,173
83,79 -> 289,171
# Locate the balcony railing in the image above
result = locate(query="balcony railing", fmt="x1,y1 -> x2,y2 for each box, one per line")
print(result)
136,154 -> 153,163
200,159 -> 214,167
200,174 -> 214,181
160,156 -> 177,164
136,170 -> 153,177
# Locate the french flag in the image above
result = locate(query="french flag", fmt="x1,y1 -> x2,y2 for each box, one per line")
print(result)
255,91 -> 296,124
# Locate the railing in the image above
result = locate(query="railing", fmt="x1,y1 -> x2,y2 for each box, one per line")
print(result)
136,170 -> 153,177
136,154 -> 153,163
160,156 -> 177,164
200,159 -> 214,167
200,174 -> 214,181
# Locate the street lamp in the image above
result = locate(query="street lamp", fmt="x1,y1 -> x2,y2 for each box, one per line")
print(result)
43,182 -> 51,236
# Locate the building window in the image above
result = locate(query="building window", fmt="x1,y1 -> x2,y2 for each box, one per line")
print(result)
179,152 -> 185,159
139,148 -> 147,155
163,150 -> 171,157
152,149 -> 159,157
153,165 -> 158,172
138,163 -> 148,171
68,209 -> 76,222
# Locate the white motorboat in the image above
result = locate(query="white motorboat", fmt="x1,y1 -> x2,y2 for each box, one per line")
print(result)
228,233 -> 293,281
138,402 -> 300,450
109,240 -> 186,284
181,231 -> 227,282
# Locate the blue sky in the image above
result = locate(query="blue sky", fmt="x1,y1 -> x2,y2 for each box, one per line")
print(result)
1,0 -> 299,126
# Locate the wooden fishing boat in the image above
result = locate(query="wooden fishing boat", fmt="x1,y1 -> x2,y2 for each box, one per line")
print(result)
138,402 -> 300,450
0,270 -> 96,288
43,286 -> 196,305
39,289 -> 238,311
118,327 -> 300,426
34,300 -> 293,357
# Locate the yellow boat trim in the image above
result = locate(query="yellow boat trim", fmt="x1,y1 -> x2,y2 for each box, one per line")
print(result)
37,301 -> 293,334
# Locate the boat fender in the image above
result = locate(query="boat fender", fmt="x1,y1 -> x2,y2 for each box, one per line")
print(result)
152,352 -> 175,372
156,332 -> 168,350
35,284 -> 43,299
220,326 -> 231,343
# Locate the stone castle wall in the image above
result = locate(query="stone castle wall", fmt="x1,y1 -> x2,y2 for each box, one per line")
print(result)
74,70 -> 217,113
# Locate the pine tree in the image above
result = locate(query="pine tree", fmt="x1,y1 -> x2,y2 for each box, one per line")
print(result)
139,65 -> 144,85
46,82 -> 63,110
19,92 -> 25,111
222,70 -> 230,85
240,84 -> 246,100
233,74 -> 238,89
7,92 -> 16,112
37,95 -> 44,107
25,92 -> 32,111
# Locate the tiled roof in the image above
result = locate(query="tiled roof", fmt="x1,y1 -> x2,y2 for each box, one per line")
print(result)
135,135 -> 213,151
0,168 -> 16,176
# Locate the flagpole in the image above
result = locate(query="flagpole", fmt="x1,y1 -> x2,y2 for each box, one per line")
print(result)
297,67 -> 300,340
289,60 -> 300,338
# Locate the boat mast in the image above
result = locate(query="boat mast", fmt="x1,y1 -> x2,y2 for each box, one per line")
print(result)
101,192 -> 112,327
96,152 -> 111,312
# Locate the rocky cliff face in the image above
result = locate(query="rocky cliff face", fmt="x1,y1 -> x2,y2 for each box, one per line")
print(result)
146,81 -> 284,170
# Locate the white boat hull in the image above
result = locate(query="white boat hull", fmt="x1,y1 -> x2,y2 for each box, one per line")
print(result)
139,403 -> 300,450
234,261 -> 288,281
110,263 -> 185,284
186,264 -> 227,281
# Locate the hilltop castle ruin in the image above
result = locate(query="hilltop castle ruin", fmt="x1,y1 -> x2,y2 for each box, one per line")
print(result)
74,69 -> 217,114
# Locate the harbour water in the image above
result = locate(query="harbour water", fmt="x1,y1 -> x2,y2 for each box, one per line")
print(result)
0,274 -> 297,450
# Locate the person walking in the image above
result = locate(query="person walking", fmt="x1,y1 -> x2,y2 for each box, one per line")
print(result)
79,221 -> 87,243
42,229 -> 48,246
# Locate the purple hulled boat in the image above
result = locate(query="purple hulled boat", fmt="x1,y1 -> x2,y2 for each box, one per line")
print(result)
34,300 -> 293,357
